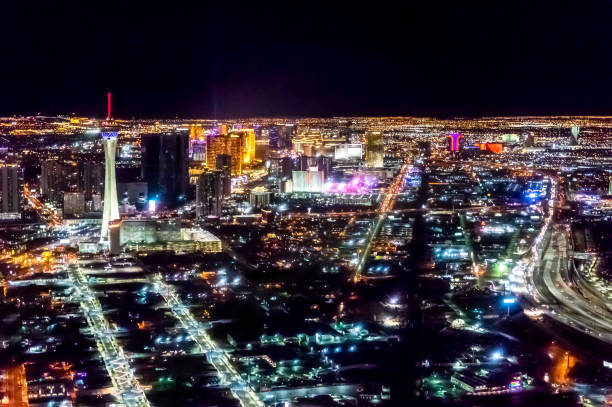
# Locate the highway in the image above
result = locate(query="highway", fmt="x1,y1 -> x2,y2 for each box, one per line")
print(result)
151,274 -> 264,407
571,257 -> 612,313
285,205 -> 482,221
66,260 -> 150,407
529,227 -> 612,343
521,178 -> 612,345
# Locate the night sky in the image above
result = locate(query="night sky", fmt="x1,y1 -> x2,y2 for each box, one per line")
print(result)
2,1 -> 612,118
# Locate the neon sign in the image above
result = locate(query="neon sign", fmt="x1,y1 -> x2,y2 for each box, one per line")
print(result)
447,133 -> 464,152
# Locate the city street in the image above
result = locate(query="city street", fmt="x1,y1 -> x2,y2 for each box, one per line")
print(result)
2,364 -> 28,407
151,274 -> 264,407
353,161 -> 410,282
66,260 -> 150,407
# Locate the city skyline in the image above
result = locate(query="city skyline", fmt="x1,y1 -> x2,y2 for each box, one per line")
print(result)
1,115 -> 612,406
1,2 -> 612,407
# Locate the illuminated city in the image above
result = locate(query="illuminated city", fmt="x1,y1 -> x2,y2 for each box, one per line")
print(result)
1,3 -> 612,407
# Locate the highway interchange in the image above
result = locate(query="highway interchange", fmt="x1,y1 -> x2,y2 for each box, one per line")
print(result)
521,179 -> 612,346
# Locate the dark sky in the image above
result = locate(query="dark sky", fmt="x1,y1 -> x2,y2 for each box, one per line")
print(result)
1,1 -> 612,118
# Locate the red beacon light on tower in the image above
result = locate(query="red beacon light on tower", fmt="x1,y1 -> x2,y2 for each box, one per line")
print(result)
103,92 -> 114,127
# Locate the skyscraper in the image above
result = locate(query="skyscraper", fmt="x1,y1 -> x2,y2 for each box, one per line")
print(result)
243,129 -> 256,164
291,168 -> 324,193
365,131 -> 384,167
292,170 -> 308,192
40,160 -> 67,204
0,165 -> 20,216
81,161 -> 104,200
307,167 -> 324,193
447,132 -> 464,153
295,155 -> 312,171
255,138 -> 270,161
63,192 -> 85,216
225,129 -> 256,164
189,124 -> 204,140
191,140 -> 206,163
316,155 -> 333,176
206,133 -> 244,176
249,187 -> 270,208
269,124 -> 293,150
335,144 -> 363,161
280,157 -> 295,180
570,126 -> 580,146
195,170 -> 223,218
100,131 -> 120,242
189,124 -> 206,163
141,133 -> 189,208
215,154 -> 232,196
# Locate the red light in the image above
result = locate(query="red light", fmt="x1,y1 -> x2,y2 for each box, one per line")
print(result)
107,92 -> 111,120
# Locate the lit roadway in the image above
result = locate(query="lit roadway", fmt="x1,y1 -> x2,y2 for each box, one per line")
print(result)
23,186 -> 63,227
528,226 -> 612,344
151,274 -> 264,407
66,261 -> 150,407
523,178 -> 612,345
353,161 -> 410,282
3,364 -> 28,407
284,206 -> 485,221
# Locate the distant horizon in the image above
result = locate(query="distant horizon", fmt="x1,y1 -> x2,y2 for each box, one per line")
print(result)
4,113 -> 612,121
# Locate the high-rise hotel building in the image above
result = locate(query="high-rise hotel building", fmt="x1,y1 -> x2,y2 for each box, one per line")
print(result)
205,128 -> 255,176
365,131 -> 384,168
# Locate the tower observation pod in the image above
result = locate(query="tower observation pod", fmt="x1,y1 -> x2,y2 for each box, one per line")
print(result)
100,93 -> 120,243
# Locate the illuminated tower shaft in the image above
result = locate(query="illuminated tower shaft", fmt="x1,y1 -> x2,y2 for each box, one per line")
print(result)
100,132 -> 120,242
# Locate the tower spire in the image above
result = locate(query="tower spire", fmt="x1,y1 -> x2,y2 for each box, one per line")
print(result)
107,92 -> 112,121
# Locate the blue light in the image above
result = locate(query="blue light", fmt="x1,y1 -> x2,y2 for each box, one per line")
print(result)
502,298 -> 516,304
101,131 -> 118,140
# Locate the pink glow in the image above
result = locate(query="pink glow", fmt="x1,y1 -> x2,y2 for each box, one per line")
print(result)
448,132 -> 464,152
323,176 -> 377,194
